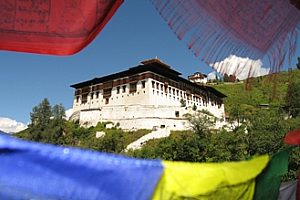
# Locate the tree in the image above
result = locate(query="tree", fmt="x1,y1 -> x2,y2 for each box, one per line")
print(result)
185,110 -> 216,137
296,57 -> 300,70
229,104 -> 243,126
246,107 -> 287,156
229,74 -> 236,82
27,98 -> 67,143
30,98 -> 52,128
52,104 -> 66,119
285,81 -> 300,117
223,73 -> 230,82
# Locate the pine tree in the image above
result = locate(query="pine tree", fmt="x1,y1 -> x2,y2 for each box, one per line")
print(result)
285,81 -> 300,117
52,104 -> 66,119
30,98 -> 52,128
223,73 -> 229,82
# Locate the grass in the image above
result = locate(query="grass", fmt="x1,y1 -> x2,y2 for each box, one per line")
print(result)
212,69 -> 300,114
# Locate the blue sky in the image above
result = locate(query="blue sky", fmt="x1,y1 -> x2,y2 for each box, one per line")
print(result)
0,1 -> 299,129
0,1 -> 204,125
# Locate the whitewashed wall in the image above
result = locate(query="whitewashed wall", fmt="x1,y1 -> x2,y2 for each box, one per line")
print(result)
72,76 -> 225,130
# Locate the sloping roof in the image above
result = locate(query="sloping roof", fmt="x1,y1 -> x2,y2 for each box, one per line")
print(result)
70,59 -> 180,88
70,59 -> 226,98
188,72 -> 207,79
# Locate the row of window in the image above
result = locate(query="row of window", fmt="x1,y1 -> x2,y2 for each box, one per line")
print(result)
151,80 -> 192,98
76,89 -> 147,105
152,90 -> 208,106
151,80 -> 206,103
151,80 -> 222,107
76,81 -> 147,103
114,80 -> 146,94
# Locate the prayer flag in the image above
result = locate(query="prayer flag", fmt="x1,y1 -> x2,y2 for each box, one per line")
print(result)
0,0 -> 123,55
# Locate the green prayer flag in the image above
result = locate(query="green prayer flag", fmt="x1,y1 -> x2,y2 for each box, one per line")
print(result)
254,147 -> 294,200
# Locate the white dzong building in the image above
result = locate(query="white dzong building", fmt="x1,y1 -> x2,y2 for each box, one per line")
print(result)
70,59 -> 226,130
188,72 -> 208,84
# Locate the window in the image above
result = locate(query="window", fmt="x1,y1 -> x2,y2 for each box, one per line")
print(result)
160,84 -> 164,91
152,81 -> 155,88
105,98 -> 109,104
141,81 -> 146,88
156,82 -> 159,89
90,93 -> 94,100
175,111 -> 179,117
103,89 -> 112,96
76,96 -> 80,103
164,85 -> 168,93
96,92 -> 99,98
129,82 -> 137,93
122,85 -> 126,93
82,94 -> 88,104
117,86 -> 120,94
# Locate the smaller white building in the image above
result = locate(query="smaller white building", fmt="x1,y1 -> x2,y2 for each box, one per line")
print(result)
188,72 -> 208,84
70,59 -> 226,131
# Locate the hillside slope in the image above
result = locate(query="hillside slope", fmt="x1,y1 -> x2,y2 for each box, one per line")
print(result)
212,69 -> 300,114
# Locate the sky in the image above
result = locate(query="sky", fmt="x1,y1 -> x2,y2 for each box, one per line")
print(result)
0,1 -> 299,132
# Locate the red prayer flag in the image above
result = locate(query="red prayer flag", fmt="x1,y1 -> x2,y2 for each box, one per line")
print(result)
284,129 -> 300,145
0,0 -> 123,55
151,0 -> 300,75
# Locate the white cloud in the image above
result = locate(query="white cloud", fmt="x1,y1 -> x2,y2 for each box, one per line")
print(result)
65,108 -> 73,120
207,71 -> 221,80
0,117 -> 27,134
210,55 -> 270,80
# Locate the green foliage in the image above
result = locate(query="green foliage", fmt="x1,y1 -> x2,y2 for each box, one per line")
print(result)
223,73 -> 230,82
52,104 -> 66,119
80,128 -> 150,153
184,110 -> 215,137
285,80 -> 300,117
246,108 -> 287,155
127,128 -> 250,162
30,98 -> 52,129
92,129 -> 125,153
126,131 -> 208,162
127,107 -> 300,180
22,98 -> 66,143
16,106 -> 150,154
